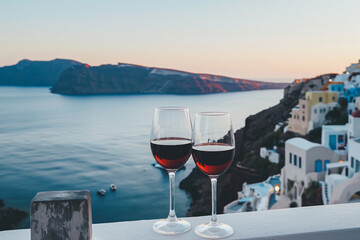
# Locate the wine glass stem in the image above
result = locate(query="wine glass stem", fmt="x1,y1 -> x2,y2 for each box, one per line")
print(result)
168,171 -> 177,221
211,177 -> 218,224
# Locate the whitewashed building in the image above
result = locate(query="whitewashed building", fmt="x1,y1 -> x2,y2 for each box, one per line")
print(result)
309,101 -> 338,131
321,125 -> 348,162
333,73 -> 349,83
321,125 -> 347,151
260,147 -> 280,164
322,110 -> 360,205
347,111 -> 360,177
281,138 -> 336,207
355,97 -> 360,111
348,110 -> 360,141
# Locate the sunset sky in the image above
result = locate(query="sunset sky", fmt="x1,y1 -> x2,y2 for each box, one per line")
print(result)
1,0 -> 360,82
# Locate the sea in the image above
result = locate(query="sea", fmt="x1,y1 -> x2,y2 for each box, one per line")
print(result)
0,87 -> 283,229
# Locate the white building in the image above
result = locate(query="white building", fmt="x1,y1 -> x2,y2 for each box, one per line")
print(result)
260,147 -> 280,164
260,147 -> 268,159
309,101 -> 338,131
321,125 -> 348,162
224,175 -> 281,213
347,111 -> 360,177
355,97 -> 360,111
348,110 -> 360,142
322,110 -> 360,205
346,61 -> 360,73
347,75 -> 360,89
348,99 -> 356,115
321,125 -> 347,151
333,60 -> 360,91
281,138 -> 336,207
274,121 -> 286,132
347,138 -> 360,178
333,74 -> 349,84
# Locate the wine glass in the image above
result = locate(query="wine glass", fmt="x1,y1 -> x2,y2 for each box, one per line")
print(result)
192,112 -> 235,239
150,107 -> 192,235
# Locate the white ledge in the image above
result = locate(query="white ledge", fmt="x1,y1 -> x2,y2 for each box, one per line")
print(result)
1,203 -> 360,240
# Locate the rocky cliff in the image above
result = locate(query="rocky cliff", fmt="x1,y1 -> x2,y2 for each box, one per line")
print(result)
0,59 -> 82,86
179,73 -> 337,216
51,63 -> 288,95
0,200 -> 27,231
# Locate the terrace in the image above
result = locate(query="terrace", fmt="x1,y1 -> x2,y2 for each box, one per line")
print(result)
1,202 -> 359,240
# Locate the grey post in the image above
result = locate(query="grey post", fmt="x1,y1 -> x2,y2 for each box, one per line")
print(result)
31,190 -> 92,240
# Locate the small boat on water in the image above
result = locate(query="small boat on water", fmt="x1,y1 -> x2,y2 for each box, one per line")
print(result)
97,189 -> 106,196
110,184 -> 117,191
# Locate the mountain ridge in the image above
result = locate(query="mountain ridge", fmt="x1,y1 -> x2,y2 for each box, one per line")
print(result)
0,59 -> 289,94
0,59 -> 83,86
51,62 -> 289,95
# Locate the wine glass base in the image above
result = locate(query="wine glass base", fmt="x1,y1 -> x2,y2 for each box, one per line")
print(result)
195,222 -> 234,239
153,218 -> 191,235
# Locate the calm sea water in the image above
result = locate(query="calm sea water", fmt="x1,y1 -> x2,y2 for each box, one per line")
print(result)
0,87 -> 283,229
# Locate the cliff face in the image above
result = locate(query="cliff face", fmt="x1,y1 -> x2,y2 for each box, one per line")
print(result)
51,63 -> 288,95
0,59 -> 82,86
179,73 -> 337,216
0,200 -> 27,231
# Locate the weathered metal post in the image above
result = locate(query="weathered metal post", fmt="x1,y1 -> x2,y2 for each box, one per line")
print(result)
31,190 -> 92,240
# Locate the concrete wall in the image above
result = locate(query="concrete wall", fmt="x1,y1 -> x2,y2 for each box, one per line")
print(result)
3,203 -> 360,240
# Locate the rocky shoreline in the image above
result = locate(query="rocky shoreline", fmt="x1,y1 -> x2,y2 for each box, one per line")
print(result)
0,200 -> 27,231
180,73 -> 337,216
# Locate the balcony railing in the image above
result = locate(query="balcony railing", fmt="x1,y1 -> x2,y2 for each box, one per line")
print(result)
1,202 -> 359,240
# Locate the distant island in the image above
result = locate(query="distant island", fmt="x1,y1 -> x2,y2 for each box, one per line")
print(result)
51,63 -> 288,95
0,59 -> 82,86
0,59 -> 288,94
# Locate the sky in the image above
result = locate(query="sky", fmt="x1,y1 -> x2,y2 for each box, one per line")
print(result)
1,0 -> 360,82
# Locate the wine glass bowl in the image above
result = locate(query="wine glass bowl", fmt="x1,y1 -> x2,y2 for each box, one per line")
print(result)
151,137 -> 192,170
192,143 -> 234,177
150,107 -> 192,235
192,112 -> 235,239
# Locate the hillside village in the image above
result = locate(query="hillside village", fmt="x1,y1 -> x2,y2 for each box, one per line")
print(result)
224,60 -> 360,213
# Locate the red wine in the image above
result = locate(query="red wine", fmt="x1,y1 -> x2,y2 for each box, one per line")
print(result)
192,143 -> 234,176
151,137 -> 192,170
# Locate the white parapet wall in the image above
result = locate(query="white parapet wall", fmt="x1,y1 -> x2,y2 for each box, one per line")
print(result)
1,203 -> 360,240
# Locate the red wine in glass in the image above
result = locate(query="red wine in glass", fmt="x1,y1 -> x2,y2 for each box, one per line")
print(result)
150,107 -> 192,235
192,143 -> 234,176
192,112 -> 235,239
151,137 -> 192,170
